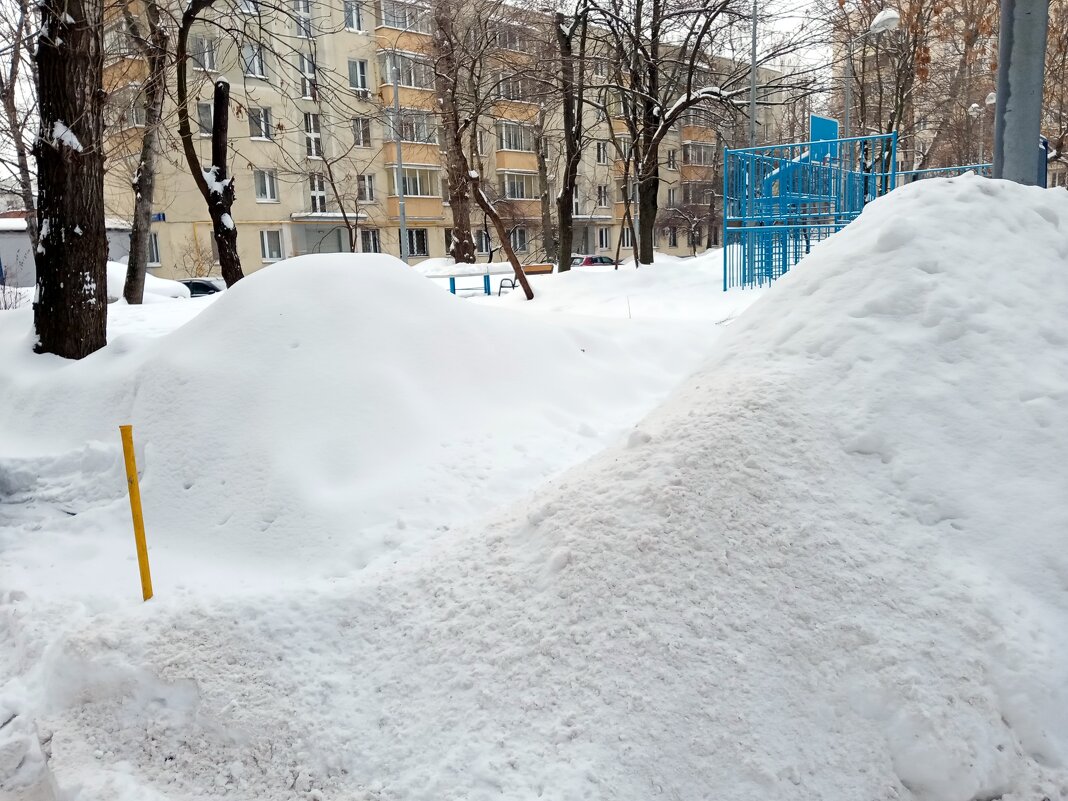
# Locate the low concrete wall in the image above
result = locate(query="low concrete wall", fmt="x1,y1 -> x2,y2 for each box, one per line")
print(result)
0,229 -> 131,287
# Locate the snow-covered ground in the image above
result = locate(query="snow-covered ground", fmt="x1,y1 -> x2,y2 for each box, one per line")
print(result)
3,177 -> 1068,801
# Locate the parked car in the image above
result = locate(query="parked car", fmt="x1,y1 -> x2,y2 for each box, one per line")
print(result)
179,278 -> 227,297
570,255 -> 618,268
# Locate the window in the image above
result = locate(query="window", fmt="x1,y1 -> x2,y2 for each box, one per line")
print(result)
595,141 -> 609,164
353,116 -> 371,146
309,173 -> 327,212
475,229 -> 490,253
196,102 -> 212,135
360,228 -> 380,252
380,53 -> 434,88
404,227 -> 429,256
617,138 -> 632,160
666,148 -> 678,170
380,0 -> 431,33
104,24 -> 133,57
241,43 -> 266,77
304,113 -> 322,157
348,59 -> 369,94
254,169 -> 278,201
147,232 -> 161,265
357,174 -> 374,202
476,129 -> 487,155
500,171 -> 536,200
572,188 -> 581,215
389,167 -> 439,196
189,36 -> 216,71
494,24 -> 526,52
297,54 -> 316,99
668,226 -> 678,247
621,227 -> 633,248
592,58 -> 607,78
239,0 -> 259,12
667,188 -> 677,207
597,226 -> 610,250
683,143 -> 717,166
260,229 -> 283,261
510,227 -> 528,253
497,74 -> 528,101
618,179 -> 637,203
386,108 -> 437,143
294,0 -> 312,37
682,181 -> 715,204
596,184 -> 609,207
249,107 -> 272,139
497,121 -> 533,151
344,0 -> 363,29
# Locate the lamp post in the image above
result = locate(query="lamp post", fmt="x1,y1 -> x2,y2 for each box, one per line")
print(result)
391,49 -> 409,263
843,8 -> 901,143
749,0 -> 757,147
968,103 -> 982,163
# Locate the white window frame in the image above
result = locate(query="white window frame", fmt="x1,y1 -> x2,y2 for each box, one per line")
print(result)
241,43 -> 266,78
379,0 -> 431,33
260,229 -> 283,261
666,148 -> 678,170
621,227 -> 633,248
667,187 -> 677,207
405,227 -> 429,256
668,226 -> 678,248
249,107 -> 272,140
344,0 -> 364,30
500,171 -> 537,200
510,227 -> 528,253
497,121 -> 533,152
309,173 -> 327,212
597,226 -> 611,250
596,184 -> 609,208
381,52 -> 434,89
595,141 -> 609,165
304,112 -> 323,158
348,59 -> 369,95
390,167 -> 438,197
357,173 -> 374,202
387,108 -> 436,143
352,116 -> 371,146
190,36 -> 217,71
254,168 -> 279,202
297,53 -> 316,100
294,0 -> 313,37
475,229 -> 490,253
360,228 -> 381,253
147,231 -> 161,265
196,102 -> 212,136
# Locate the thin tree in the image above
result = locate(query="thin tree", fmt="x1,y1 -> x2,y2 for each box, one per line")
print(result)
33,0 -> 108,358
120,0 -> 168,303
0,0 -> 40,247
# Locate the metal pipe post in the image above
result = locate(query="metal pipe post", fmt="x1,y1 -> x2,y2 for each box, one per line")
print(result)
391,50 -> 410,261
992,0 -> 1050,183
748,0 -> 757,147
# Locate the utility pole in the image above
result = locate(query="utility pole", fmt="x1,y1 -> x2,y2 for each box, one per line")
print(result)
992,0 -> 1050,184
391,50 -> 409,261
748,0 -> 757,147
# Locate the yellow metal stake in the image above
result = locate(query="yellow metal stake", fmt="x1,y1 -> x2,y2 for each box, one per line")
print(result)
119,424 -> 154,601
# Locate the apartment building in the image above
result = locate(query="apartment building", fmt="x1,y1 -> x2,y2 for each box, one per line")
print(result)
102,0 -> 761,278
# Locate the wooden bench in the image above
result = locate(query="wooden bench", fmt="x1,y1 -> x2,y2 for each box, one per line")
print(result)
498,263 -> 554,294
438,263 -> 555,296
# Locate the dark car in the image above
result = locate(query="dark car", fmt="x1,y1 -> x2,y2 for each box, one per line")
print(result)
570,255 -> 618,268
179,278 -> 226,297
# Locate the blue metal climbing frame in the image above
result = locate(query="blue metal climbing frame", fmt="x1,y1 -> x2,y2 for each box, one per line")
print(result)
722,133 -> 898,290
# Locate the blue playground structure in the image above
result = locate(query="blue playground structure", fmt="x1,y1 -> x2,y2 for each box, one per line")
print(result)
722,129 -> 898,290
722,118 -> 1052,291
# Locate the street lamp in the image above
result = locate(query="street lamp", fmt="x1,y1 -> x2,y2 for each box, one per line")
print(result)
969,92 -> 997,166
843,8 -> 901,142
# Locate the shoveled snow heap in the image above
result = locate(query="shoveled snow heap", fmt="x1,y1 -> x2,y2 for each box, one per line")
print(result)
3,177 -> 1068,801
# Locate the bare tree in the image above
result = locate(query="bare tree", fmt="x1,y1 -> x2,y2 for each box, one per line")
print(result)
33,0 -> 108,358
120,0 -> 168,303
0,0 -> 40,247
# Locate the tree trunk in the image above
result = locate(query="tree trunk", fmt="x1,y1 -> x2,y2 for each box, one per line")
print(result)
123,0 -> 166,304
432,6 -> 475,263
636,171 -> 658,264
467,168 -> 532,299
208,81 -> 241,285
32,0 -> 107,358
534,111 -> 556,262
706,190 -> 718,248
554,11 -> 586,272
175,10 -> 243,286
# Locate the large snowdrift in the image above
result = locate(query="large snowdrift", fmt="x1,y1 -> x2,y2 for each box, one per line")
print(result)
3,178 -> 1068,801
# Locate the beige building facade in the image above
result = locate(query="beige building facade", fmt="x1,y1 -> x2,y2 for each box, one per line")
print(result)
103,1 -> 747,279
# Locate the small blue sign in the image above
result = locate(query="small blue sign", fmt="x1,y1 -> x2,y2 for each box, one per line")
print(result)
150,212 -> 166,222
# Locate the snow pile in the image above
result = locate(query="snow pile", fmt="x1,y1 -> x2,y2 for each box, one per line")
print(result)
493,247 -> 757,320
4,179 -> 1068,801
105,262 -> 189,302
